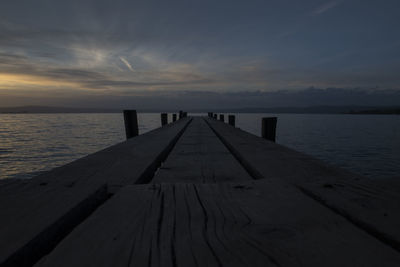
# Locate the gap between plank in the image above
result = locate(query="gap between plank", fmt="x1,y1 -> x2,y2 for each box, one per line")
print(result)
297,185 -> 400,254
135,118 -> 193,184
2,186 -> 111,267
205,117 -> 400,255
4,119 -> 193,267
203,118 -> 260,180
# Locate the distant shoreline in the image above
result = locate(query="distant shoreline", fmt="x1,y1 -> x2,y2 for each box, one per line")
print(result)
346,109 -> 400,115
0,106 -> 399,115
1,112 -> 399,115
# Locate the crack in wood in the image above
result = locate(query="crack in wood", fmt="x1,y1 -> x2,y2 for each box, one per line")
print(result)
297,185 -> 400,254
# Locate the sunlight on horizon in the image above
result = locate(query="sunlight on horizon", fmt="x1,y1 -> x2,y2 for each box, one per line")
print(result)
0,73 -> 79,90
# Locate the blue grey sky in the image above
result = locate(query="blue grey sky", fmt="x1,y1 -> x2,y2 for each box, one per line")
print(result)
0,0 -> 399,108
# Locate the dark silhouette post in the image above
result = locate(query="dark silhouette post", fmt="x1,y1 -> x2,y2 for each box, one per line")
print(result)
179,110 -> 183,119
123,110 -> 139,139
228,115 -> 235,127
183,112 -> 188,117
172,114 -> 177,122
219,114 -> 224,122
161,113 -> 168,126
262,117 -> 277,142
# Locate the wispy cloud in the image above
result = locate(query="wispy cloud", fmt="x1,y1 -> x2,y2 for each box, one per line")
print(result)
119,57 -> 135,72
313,1 -> 340,15
1,0 -> 399,108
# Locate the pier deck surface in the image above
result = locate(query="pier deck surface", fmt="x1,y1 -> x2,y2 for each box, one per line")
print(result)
153,117 -> 252,183
1,116 -> 399,267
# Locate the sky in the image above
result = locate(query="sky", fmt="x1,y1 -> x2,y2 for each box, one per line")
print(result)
0,0 -> 399,108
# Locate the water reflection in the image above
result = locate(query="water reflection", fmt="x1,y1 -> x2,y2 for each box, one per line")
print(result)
0,113 -> 161,179
0,113 -> 399,180
233,113 -> 400,179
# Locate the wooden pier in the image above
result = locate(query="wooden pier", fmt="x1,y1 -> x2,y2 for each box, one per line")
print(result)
1,116 -> 400,266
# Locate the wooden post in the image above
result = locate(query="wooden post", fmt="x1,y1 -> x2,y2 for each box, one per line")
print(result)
219,114 -> 224,122
228,115 -> 235,127
123,110 -> 139,139
183,112 -> 188,117
179,110 -> 183,119
213,114 -> 217,119
161,113 -> 168,126
262,117 -> 277,142
172,114 -> 177,122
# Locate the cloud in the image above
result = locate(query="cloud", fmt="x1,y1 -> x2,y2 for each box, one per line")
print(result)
119,57 -> 134,72
313,1 -> 340,15
0,52 -> 216,91
1,49 -> 400,95
1,0 -> 400,107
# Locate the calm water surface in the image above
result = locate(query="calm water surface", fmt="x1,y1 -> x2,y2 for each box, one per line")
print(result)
235,113 -> 400,179
0,113 -> 399,180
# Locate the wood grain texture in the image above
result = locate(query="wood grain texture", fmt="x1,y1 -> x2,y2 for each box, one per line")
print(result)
36,181 -> 400,267
0,180 -> 107,267
0,177 -> 24,187
206,117 -> 400,251
0,118 -> 191,266
28,117 -> 191,190
153,117 -> 251,183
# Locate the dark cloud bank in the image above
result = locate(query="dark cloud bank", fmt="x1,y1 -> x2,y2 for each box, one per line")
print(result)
78,88 -> 400,111
1,88 -> 399,112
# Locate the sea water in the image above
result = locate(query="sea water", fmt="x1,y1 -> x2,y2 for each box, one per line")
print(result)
0,113 -> 399,180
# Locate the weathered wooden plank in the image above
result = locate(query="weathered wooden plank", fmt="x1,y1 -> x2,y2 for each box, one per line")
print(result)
206,117 -> 400,251
36,181 -> 400,267
0,118 -> 191,267
153,117 -> 251,183
30,117 -> 191,189
0,180 -> 107,267
0,177 -> 24,187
